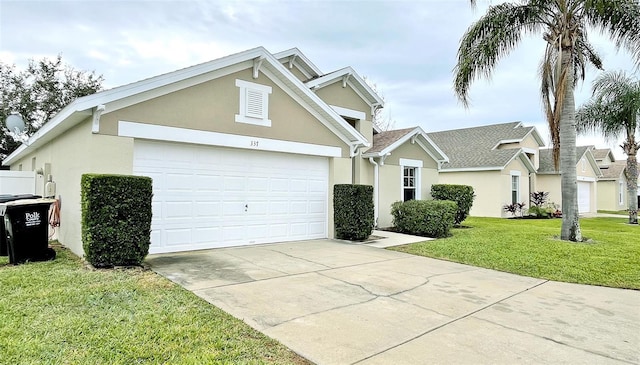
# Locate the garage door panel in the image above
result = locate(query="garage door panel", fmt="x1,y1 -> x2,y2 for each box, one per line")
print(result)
134,140 -> 328,254
578,181 -> 591,213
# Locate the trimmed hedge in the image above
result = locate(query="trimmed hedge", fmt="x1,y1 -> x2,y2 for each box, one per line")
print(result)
431,184 -> 475,225
391,200 -> 457,238
334,184 -> 374,241
81,174 -> 153,268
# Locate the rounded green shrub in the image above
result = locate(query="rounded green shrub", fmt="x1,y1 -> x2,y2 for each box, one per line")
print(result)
431,184 -> 475,225
391,199 -> 457,238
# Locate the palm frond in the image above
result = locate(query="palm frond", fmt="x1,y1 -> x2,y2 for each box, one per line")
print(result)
583,0 -> 640,66
454,2 -> 544,106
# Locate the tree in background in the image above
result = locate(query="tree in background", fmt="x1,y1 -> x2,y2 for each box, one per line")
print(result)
454,0 -> 640,241
363,76 -> 396,131
577,71 -> 639,224
0,55 -> 103,159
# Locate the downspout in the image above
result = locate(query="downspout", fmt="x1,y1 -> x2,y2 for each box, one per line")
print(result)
368,157 -> 379,228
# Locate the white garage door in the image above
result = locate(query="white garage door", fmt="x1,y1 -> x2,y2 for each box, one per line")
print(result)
577,181 -> 591,213
134,140 -> 329,254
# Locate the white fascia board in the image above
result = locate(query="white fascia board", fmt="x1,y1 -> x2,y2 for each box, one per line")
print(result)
329,105 -> 366,120
418,130 -> 449,162
4,47 -> 270,165
505,149 -> 536,173
492,138 -> 522,150
118,121 -> 342,157
273,48 -> 323,76
260,59 -> 369,148
440,166 -> 504,172
526,126 -> 546,147
399,158 -> 423,168
260,67 -> 368,148
584,150 -> 604,177
577,176 -> 597,182
306,67 -> 384,107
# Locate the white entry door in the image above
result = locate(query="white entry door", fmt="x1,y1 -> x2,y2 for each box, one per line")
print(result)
133,140 -> 329,254
577,181 -> 591,213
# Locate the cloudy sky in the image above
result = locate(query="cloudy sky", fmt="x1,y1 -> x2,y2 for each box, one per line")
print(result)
1,0 -> 637,157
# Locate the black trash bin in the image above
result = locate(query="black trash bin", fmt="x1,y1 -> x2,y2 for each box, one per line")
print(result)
2,199 -> 55,264
0,194 -> 41,257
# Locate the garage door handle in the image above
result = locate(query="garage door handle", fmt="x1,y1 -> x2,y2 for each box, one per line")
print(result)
245,204 -> 248,212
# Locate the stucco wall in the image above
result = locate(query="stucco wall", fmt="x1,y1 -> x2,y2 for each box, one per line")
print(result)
375,141 -> 440,227
439,170 -> 504,217
597,179 -> 627,211
100,68 -> 351,158
314,81 -> 372,122
10,119 -> 134,256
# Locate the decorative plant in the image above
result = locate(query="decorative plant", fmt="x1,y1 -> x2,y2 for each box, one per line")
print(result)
503,202 -> 526,217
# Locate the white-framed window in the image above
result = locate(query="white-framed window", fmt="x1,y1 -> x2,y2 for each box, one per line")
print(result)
400,158 -> 422,201
619,181 -> 624,205
235,79 -> 272,127
511,173 -> 520,204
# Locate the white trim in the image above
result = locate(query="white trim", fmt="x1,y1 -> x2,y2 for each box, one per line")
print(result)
492,138 -> 522,150
399,158 -> 423,168
401,165 -> 421,201
118,121 -> 341,157
440,166 -> 504,172
510,170 -> 522,176
619,180 -> 624,205
305,66 -> 384,106
235,79 -> 272,127
577,176 -> 596,182
4,46 -> 370,166
273,48 -> 323,77
329,105 -> 366,121
521,147 -> 536,155
510,173 -> 520,204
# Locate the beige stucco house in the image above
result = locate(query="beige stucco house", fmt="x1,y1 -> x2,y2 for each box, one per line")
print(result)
426,122 -> 543,217
536,146 -> 602,214
3,47 -> 446,256
593,148 -> 639,211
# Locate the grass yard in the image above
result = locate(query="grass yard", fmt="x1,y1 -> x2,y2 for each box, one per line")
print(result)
597,209 -> 629,215
392,217 -> 640,290
0,245 -> 310,365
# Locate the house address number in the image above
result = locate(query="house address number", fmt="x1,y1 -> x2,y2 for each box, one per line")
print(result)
250,140 -> 259,147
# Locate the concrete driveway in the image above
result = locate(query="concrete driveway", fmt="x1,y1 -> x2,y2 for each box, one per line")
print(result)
146,236 -> 639,365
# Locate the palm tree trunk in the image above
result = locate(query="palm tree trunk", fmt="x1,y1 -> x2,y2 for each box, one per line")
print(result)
626,152 -> 638,225
559,55 -> 582,241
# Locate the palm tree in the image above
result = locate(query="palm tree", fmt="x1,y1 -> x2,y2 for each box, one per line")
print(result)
577,71 -> 639,224
454,0 -> 640,241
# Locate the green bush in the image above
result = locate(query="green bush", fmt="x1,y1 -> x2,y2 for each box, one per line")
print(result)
391,200 -> 457,238
431,184 -> 475,225
334,184 -> 374,241
81,174 -> 153,268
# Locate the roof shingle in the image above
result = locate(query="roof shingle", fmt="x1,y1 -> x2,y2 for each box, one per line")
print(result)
425,122 -> 538,170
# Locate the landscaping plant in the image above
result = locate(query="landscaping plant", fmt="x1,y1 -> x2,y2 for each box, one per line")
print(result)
430,184 -> 475,225
334,184 -> 374,241
391,199 -> 457,238
81,174 -> 152,267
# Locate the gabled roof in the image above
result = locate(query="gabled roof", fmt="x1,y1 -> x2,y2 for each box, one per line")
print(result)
592,148 -> 616,163
4,47 -> 369,165
305,67 -> 384,107
598,161 -> 627,180
425,121 -> 543,171
273,48 -> 323,80
362,127 -> 448,164
538,146 -> 603,177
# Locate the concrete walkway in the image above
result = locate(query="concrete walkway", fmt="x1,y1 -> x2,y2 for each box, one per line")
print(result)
147,238 -> 639,365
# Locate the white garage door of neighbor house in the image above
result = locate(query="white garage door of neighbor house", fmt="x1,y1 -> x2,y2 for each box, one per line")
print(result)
577,181 -> 591,213
134,140 -> 329,254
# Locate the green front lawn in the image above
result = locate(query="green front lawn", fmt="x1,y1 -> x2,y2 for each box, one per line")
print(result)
392,217 -> 640,289
0,245 -> 309,365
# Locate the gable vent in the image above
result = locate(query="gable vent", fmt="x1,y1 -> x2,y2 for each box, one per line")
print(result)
246,89 -> 264,118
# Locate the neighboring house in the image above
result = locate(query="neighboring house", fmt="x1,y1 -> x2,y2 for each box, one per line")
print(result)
593,148 -> 626,211
362,127 -> 448,227
426,122 -> 544,217
536,146 -> 602,214
3,47 -> 446,256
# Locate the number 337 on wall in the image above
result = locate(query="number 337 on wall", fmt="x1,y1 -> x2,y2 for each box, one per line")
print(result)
250,140 -> 259,147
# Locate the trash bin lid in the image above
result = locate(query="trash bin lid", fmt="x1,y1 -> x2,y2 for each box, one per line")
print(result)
0,194 -> 42,203
0,197 -> 51,216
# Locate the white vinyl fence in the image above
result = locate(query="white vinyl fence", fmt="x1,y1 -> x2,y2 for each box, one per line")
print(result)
0,171 -> 36,195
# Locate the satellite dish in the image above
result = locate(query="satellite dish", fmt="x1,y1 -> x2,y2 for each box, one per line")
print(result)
6,113 -> 26,134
